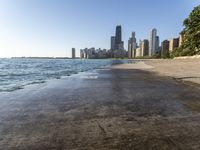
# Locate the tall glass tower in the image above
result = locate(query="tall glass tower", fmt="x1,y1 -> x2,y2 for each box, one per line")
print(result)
115,25 -> 122,46
149,28 -> 157,56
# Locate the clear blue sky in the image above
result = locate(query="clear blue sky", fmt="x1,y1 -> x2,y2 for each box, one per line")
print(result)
0,0 -> 199,57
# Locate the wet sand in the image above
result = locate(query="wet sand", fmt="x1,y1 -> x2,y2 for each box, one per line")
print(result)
0,63 -> 200,149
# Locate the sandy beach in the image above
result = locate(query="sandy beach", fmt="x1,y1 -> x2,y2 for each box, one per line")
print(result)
145,59 -> 200,85
113,58 -> 200,85
0,59 -> 200,149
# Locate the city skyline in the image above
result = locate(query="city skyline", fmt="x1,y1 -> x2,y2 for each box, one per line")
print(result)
0,0 -> 199,58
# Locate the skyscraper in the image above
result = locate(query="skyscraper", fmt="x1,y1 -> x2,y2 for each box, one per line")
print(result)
111,36 -> 115,50
149,28 -> 157,56
141,39 -> 149,56
128,38 -> 132,58
139,39 -> 142,50
72,48 -> 76,59
128,32 -> 137,58
135,48 -> 141,57
161,40 -> 170,57
115,25 -> 122,45
110,25 -> 125,58
114,25 -> 124,50
155,36 -> 160,54
80,49 -> 84,59
169,38 -> 179,51
179,34 -> 184,48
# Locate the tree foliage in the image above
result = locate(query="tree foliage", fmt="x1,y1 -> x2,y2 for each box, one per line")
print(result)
180,5 -> 200,56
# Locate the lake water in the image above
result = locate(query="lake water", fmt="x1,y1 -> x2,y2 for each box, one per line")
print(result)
0,58 -> 138,92
0,59 -> 115,92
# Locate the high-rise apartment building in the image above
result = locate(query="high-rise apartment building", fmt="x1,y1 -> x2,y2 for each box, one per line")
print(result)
72,48 -> 76,59
155,36 -> 160,54
80,49 -> 84,59
139,40 -> 142,50
149,28 -> 157,56
128,32 -> 137,58
135,48 -> 141,57
169,38 -> 179,51
111,36 -> 115,50
141,39 -> 149,56
161,40 -> 170,57
179,34 -> 184,48
128,38 -> 132,58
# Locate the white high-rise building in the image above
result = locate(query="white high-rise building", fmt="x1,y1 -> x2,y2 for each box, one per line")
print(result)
135,48 -> 141,57
149,28 -> 157,56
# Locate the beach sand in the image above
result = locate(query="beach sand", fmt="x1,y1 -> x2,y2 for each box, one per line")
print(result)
145,59 -> 200,85
114,59 -> 200,85
0,60 -> 200,149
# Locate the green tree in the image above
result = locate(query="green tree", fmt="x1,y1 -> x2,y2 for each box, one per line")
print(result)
180,5 -> 200,56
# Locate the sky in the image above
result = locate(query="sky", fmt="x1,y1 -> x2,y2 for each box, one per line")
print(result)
0,0 -> 199,58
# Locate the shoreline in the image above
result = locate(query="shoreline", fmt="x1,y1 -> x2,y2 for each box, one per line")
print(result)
1,58 -> 200,94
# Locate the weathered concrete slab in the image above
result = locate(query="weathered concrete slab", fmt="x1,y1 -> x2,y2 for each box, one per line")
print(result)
0,68 -> 200,149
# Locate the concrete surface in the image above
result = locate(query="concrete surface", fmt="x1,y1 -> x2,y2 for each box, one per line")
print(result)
0,67 -> 200,149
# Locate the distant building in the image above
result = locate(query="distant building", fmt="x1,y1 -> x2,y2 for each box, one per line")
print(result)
128,38 -> 132,57
135,48 -> 141,57
87,47 -> 96,59
128,32 -> 137,58
113,49 -> 127,58
79,48 -> 110,59
141,39 -> 149,56
179,34 -> 184,48
117,41 -> 124,50
72,48 -> 76,59
115,25 -> 122,49
149,28 -> 157,56
155,36 -> 160,54
115,25 -> 124,52
169,38 -> 179,51
110,25 -> 125,58
84,48 -> 88,58
139,40 -> 142,51
161,40 -> 170,57
111,36 -> 115,50
80,49 -> 84,59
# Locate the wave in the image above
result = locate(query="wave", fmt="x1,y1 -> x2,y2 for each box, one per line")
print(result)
0,59 -> 113,92
0,86 -> 24,92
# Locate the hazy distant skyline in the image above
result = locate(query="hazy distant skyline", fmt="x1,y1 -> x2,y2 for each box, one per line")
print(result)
0,0 -> 199,57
